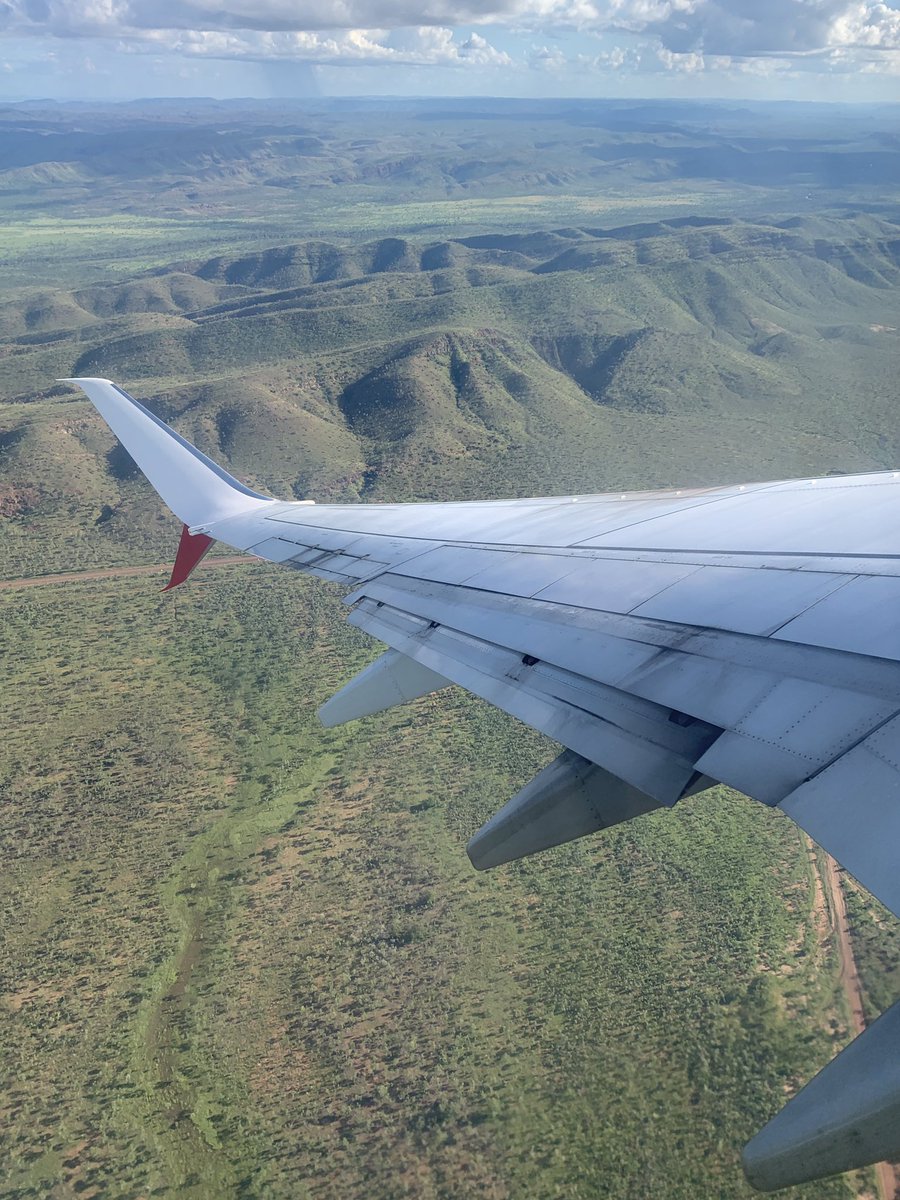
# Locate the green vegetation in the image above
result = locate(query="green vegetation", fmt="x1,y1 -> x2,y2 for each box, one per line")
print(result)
1,97 -> 898,286
0,572 -> 869,1198
2,211 -> 900,579
844,881 -> 900,1023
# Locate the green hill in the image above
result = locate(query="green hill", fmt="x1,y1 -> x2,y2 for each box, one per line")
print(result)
1,212 -> 899,577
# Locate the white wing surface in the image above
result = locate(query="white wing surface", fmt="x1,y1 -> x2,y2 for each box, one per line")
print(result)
68,377 -> 900,1191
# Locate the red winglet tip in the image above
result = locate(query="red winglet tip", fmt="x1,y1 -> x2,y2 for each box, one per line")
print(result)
163,524 -> 215,592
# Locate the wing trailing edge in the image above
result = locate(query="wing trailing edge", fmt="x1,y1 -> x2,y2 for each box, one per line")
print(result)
780,715 -> 900,918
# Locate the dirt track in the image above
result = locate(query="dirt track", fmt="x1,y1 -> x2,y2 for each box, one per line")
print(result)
820,850 -> 898,1200
824,852 -> 867,1038
0,556 -> 255,591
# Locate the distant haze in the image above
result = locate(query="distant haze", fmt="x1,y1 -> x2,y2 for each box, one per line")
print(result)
1,0 -> 899,102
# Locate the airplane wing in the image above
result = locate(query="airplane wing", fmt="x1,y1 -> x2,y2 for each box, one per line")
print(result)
67,377 -> 900,1191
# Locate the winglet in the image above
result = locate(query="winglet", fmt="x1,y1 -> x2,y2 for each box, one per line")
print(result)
163,524 -> 215,591
61,378 -> 275,529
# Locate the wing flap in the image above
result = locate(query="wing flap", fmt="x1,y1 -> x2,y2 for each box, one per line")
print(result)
350,596 -> 704,806
349,572 -> 900,732
696,681 -> 897,805
780,713 -> 900,915
696,732 -> 818,806
350,573 -> 900,708
346,574 -> 900,817
743,997 -> 900,1191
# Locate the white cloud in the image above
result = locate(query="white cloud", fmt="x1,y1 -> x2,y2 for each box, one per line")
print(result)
830,1 -> 900,46
529,42 -> 567,68
1,0 -> 899,76
459,30 -> 512,63
595,44 -> 629,66
636,0 -> 900,57
18,11 -> 514,68
655,45 -> 705,70
147,26 -> 511,66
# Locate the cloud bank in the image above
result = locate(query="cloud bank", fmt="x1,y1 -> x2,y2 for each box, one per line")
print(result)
1,0 -> 898,75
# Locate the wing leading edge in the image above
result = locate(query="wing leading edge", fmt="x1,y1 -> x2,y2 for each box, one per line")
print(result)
68,377 -> 900,1191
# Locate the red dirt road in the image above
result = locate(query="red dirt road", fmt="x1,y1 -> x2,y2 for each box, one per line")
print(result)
821,851 -> 898,1200
0,556 -> 255,591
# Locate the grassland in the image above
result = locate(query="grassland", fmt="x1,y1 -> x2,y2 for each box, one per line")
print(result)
0,569 -> 873,1199
0,214 -> 266,287
0,191 -> 786,288
1,97 -> 897,287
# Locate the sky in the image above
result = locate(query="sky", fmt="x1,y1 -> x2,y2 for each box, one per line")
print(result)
1,0 -> 899,103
